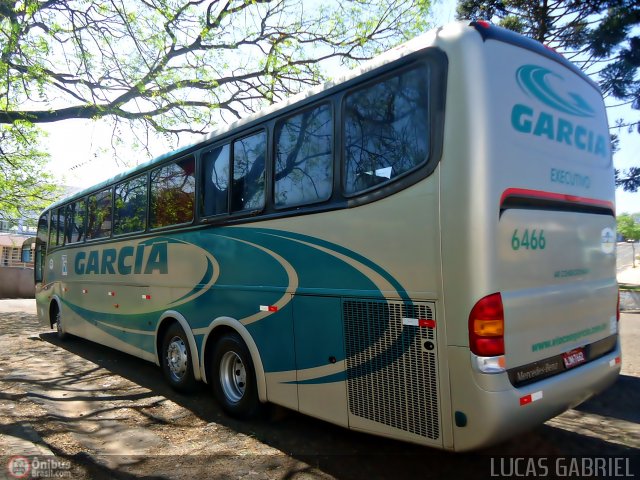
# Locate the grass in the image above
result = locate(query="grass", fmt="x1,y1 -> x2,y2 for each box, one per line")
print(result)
619,283 -> 640,292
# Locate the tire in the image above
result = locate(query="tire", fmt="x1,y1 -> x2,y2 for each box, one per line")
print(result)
53,304 -> 67,340
161,323 -> 197,392
211,332 -> 262,418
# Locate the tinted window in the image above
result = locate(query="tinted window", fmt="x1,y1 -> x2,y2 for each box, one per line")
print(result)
87,188 -> 113,240
150,157 -> 195,228
66,200 -> 86,244
343,65 -> 429,194
201,144 -> 230,217
35,213 -> 48,282
275,104 -> 333,207
232,131 -> 266,212
114,174 -> 148,235
48,209 -> 58,247
48,207 -> 65,247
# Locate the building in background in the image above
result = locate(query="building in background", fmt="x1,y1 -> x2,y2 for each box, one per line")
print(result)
0,219 -> 37,298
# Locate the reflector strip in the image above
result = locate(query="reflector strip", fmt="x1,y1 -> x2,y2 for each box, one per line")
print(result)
63,287 -> 68,292
609,357 -> 621,367
82,289 -> 88,294
519,390 -> 543,406
403,318 -> 436,328
141,294 -> 151,300
259,305 -> 278,312
108,291 -> 115,296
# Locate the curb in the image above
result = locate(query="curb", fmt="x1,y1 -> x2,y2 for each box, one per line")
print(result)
620,290 -> 640,311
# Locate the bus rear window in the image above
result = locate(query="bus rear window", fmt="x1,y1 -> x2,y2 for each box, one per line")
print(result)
343,65 -> 430,195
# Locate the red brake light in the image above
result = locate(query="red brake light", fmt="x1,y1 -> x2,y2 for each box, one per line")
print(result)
469,293 -> 505,356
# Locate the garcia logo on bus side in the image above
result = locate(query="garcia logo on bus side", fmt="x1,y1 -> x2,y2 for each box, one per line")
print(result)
75,242 -> 168,275
67,237 -> 218,314
510,65 -> 607,158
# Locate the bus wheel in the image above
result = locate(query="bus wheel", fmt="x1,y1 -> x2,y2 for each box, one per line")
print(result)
211,332 -> 261,418
161,323 -> 197,392
53,305 -> 66,340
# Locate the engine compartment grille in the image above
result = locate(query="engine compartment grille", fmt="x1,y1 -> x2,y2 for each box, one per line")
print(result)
343,299 -> 439,440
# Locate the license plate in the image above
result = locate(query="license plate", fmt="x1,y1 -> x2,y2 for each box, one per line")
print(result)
562,348 -> 586,369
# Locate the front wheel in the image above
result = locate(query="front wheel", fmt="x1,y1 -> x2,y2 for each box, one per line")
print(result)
161,323 -> 197,392
53,305 -> 66,340
211,332 -> 261,418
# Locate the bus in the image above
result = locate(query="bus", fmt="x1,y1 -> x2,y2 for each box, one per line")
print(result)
34,21 -> 621,451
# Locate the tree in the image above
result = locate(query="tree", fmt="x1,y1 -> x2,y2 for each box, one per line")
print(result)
0,122 -> 59,225
1,0 -> 432,133
455,0 -> 640,192
0,0 -> 432,218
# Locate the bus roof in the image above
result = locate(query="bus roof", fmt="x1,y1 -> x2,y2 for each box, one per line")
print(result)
45,20 -> 594,212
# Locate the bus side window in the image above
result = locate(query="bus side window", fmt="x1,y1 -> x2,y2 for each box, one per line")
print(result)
343,65 -> 430,195
48,208 -> 58,247
86,188 -> 113,240
232,131 -> 266,212
66,199 -> 86,244
201,144 -> 230,217
150,156 -> 195,228
48,207 -> 65,248
35,213 -> 48,283
275,104 -> 333,208
114,174 -> 148,235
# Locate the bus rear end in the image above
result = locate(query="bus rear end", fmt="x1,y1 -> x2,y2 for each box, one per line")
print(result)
439,23 -> 620,451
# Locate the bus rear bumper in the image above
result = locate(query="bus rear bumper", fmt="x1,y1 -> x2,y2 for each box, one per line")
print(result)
447,343 -> 621,452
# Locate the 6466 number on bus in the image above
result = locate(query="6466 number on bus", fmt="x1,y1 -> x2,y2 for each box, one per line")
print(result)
511,229 -> 546,251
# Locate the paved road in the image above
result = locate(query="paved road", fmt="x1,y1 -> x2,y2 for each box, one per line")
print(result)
618,242 -> 639,272
0,300 -> 638,479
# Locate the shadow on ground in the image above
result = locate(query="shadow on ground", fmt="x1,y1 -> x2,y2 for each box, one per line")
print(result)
16,331 -> 636,479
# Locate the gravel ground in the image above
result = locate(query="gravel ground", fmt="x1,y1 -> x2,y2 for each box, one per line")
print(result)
0,300 -> 638,479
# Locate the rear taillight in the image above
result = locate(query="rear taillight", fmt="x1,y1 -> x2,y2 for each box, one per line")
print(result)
469,293 -> 505,357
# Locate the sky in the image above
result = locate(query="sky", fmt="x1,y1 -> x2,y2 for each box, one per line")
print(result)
42,0 -> 640,214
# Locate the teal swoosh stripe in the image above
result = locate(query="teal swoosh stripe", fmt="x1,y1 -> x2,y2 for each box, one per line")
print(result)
59,298 -> 157,353
169,256 -> 214,306
252,228 -> 411,303
234,228 -> 422,382
285,371 -> 347,384
516,65 -> 595,118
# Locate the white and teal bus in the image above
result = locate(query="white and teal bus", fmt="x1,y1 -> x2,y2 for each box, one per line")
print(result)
35,21 -> 621,451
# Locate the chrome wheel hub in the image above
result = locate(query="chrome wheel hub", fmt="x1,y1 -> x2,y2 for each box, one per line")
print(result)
166,336 -> 188,382
219,351 -> 246,403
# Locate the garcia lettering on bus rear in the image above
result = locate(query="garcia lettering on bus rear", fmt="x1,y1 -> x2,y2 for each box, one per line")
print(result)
510,65 -> 607,158
75,243 -> 167,275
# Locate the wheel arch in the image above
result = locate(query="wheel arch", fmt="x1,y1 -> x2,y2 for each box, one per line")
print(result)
200,317 -> 267,403
154,310 -> 202,382
48,296 -> 62,328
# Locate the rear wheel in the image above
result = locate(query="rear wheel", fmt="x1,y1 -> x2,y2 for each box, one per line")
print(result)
161,323 -> 197,392
211,332 -> 261,418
